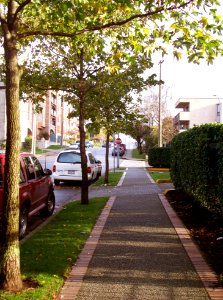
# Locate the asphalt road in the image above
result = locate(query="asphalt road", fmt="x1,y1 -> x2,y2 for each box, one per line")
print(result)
25,147 -> 121,238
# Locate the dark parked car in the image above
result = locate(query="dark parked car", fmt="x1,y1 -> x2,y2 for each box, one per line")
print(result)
95,159 -> 102,178
0,152 -> 55,239
120,143 -> 126,152
112,145 -> 125,156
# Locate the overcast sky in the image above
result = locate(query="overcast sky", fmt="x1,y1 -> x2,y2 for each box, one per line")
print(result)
148,53 -> 223,115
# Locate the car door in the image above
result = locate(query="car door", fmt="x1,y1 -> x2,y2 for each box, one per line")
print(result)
88,153 -> 97,180
22,156 -> 48,211
31,156 -> 49,203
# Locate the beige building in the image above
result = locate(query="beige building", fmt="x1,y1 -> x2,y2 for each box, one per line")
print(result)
174,97 -> 223,133
29,90 -> 79,147
0,84 -> 79,148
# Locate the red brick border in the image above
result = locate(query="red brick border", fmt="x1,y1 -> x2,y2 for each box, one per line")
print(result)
159,193 -> 223,300
57,196 -> 116,300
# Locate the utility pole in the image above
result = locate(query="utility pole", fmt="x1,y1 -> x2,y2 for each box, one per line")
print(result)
158,60 -> 164,147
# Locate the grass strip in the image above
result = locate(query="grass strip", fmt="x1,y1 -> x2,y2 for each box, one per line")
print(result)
149,171 -> 170,181
93,171 -> 124,187
131,149 -> 145,160
0,197 -> 108,300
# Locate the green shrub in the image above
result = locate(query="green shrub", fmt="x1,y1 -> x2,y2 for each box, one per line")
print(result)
171,124 -> 223,214
23,136 -> 32,152
148,147 -> 171,168
0,140 -> 6,150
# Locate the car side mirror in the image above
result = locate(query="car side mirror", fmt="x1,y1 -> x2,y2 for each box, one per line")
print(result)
44,168 -> 52,176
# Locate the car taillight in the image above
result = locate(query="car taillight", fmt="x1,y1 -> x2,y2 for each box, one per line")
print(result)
86,166 -> 91,173
53,165 -> 56,172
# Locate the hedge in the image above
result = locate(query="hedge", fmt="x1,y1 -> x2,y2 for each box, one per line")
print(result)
170,124 -> 223,214
148,147 -> 171,168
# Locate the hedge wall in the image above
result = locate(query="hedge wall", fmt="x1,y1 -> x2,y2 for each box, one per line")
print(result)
170,124 -> 223,214
148,147 -> 171,168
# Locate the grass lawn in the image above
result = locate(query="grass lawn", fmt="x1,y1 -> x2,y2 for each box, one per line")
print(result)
0,197 -> 108,300
93,170 -> 125,187
149,171 -> 171,181
47,145 -> 65,150
131,149 -> 145,160
35,148 -> 47,155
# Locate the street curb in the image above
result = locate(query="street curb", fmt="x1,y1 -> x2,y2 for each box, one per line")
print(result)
117,169 -> 127,186
57,195 -> 116,300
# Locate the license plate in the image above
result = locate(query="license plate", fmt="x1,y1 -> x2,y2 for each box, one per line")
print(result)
68,170 -> 75,174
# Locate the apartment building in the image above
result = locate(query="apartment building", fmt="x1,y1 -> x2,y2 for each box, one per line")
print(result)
174,97 -> 223,132
29,90 -> 79,147
0,83 -> 79,148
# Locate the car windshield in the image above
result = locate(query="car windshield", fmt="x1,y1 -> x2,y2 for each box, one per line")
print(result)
58,152 -> 81,163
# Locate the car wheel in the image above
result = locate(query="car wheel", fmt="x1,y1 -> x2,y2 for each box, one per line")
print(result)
19,205 -> 28,239
54,180 -> 60,186
40,191 -> 55,217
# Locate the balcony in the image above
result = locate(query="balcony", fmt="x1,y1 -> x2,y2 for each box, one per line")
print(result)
175,99 -> 190,110
174,111 -> 189,124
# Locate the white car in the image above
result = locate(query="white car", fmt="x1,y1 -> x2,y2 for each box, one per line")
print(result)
52,149 -> 101,186
68,143 -> 79,149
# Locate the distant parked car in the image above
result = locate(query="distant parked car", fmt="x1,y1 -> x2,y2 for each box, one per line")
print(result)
52,149 -> 101,185
88,140 -> 94,147
69,142 -> 79,149
112,145 -> 125,156
95,159 -> 102,178
70,141 -> 91,149
102,142 -> 113,148
120,143 -> 126,152
85,141 -> 91,148
0,152 -> 55,239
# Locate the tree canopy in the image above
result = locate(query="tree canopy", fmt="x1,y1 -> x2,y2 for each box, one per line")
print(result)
0,0 -> 222,293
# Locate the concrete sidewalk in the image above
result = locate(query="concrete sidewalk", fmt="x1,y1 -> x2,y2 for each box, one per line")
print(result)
58,162 -> 223,300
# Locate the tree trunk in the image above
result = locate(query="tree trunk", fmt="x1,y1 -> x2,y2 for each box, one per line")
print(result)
0,20 -> 23,290
104,132 -> 110,184
79,96 -> 89,205
79,49 -> 89,205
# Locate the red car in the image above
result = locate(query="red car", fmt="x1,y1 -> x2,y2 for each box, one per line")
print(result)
0,152 -> 55,239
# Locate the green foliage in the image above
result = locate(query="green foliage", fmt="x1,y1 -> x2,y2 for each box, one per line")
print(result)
132,148 -> 145,159
148,147 -> 171,168
47,145 -> 63,150
149,171 -> 170,181
0,197 -> 108,300
170,124 -> 223,214
23,136 -> 32,152
92,171 -> 124,186
0,140 -> 6,150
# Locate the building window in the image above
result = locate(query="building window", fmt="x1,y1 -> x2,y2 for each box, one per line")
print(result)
52,117 -> 56,126
217,103 -> 221,116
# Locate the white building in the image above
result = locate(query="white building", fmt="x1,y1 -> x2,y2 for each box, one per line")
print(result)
174,97 -> 223,132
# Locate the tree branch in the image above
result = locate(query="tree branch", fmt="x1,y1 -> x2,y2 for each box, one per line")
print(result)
13,0 -> 31,24
17,0 -> 194,39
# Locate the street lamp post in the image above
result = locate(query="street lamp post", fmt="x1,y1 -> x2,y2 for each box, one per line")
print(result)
31,104 -> 36,155
158,60 -> 164,147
